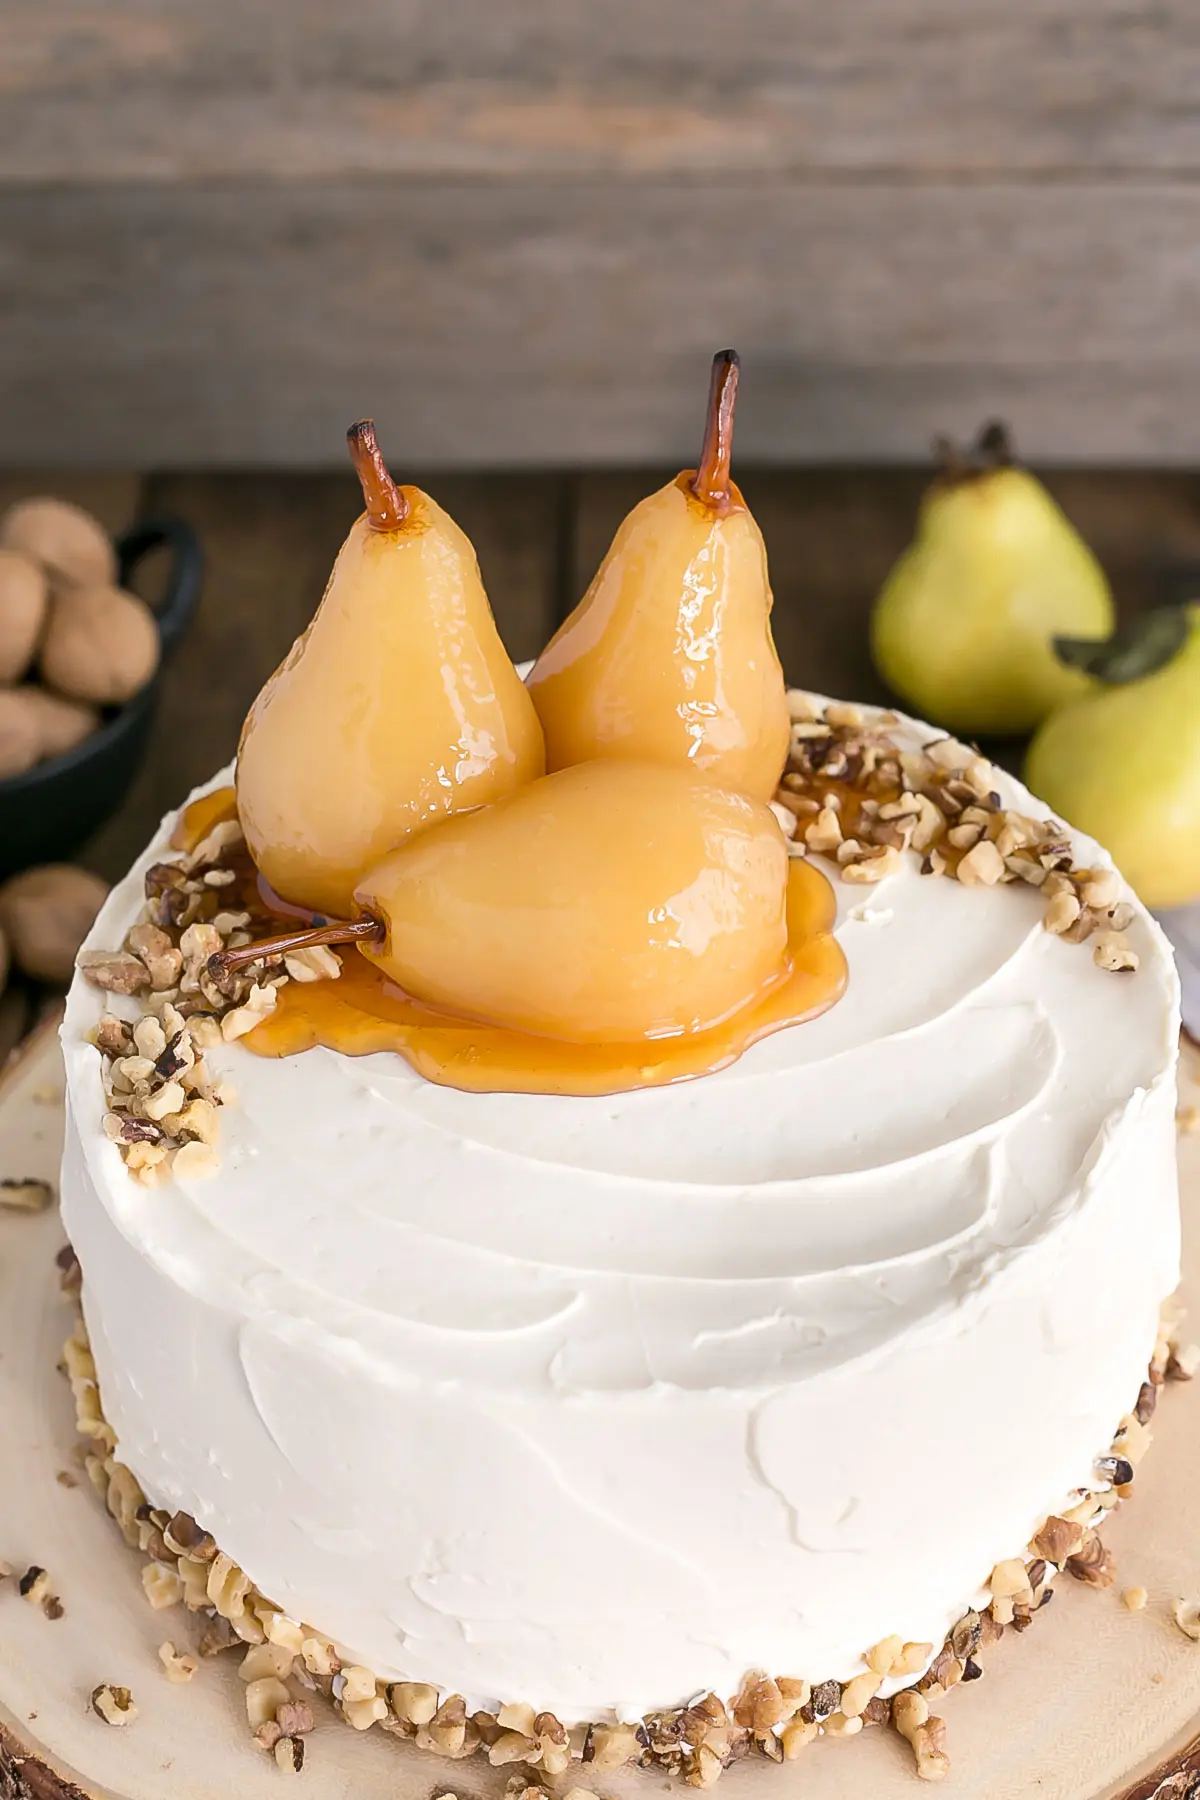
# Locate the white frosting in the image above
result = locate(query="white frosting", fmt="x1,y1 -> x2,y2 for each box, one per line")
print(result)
61,704 -> 1180,1723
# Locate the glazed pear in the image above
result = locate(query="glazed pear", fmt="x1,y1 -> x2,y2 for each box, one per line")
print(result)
1026,605 -> 1200,908
871,424 -> 1114,736
237,422 -> 544,917
527,351 -> 789,798
215,761 -> 790,1043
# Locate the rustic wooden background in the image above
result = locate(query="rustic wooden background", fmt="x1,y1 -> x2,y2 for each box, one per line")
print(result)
4,2 -> 1200,466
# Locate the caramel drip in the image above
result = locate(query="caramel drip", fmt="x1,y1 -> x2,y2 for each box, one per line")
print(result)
173,788 -> 847,1098
244,859 -> 845,1098
170,785 -> 240,853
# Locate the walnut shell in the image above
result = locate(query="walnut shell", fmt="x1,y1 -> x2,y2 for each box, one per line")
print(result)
40,585 -> 159,705
0,689 -> 44,779
0,549 -> 49,684
0,497 -> 116,590
16,686 -> 100,760
0,864 -> 109,985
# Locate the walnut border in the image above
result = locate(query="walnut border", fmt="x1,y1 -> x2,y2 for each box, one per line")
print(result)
57,1258 -> 1192,1788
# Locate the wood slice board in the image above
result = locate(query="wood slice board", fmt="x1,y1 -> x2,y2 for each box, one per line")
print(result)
2,1020 -> 1200,1800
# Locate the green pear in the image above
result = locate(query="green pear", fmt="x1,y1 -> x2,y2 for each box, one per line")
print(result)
871,424 -> 1114,735
1025,605 -> 1200,909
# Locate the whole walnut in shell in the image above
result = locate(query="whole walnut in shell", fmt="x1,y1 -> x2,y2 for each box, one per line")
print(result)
0,864 -> 109,985
0,549 -> 49,683
0,497 -> 116,591
40,585 -> 159,705
0,689 -> 44,779
17,686 -> 100,760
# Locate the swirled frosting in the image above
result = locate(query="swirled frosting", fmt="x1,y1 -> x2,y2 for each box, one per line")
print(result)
61,700 -> 1180,1722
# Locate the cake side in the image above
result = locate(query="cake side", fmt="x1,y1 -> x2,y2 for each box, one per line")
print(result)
59,700 -> 1181,1726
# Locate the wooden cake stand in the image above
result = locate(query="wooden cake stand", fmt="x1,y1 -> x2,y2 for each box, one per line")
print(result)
2,1018 -> 1200,1800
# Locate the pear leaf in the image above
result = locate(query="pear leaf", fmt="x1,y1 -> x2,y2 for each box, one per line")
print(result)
1053,605 -> 1189,686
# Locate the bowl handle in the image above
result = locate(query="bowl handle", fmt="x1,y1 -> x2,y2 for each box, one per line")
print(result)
116,516 -> 205,663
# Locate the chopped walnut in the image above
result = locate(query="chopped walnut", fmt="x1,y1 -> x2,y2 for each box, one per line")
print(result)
274,1735 -> 306,1772
955,838 -> 1005,887
890,1641 -> 934,1677
283,944 -> 342,983
141,1562 -> 183,1609
804,805 -> 843,855
1094,931 -> 1139,973
989,1558 -> 1032,1599
586,1722 -> 641,1769
18,1566 -> 50,1605
911,1714 -> 951,1781
780,1716 -> 818,1757
1173,1598 -> 1200,1640
0,1177 -> 52,1212
1032,1515 -> 1085,1564
1065,1530 -> 1117,1588
839,1671 -> 881,1717
92,1683 -> 138,1725
78,950 -> 152,994
1044,889 -> 1082,935
392,1679 -> 439,1725
158,1641 -> 199,1683
277,1698 -> 315,1736
841,844 -> 902,883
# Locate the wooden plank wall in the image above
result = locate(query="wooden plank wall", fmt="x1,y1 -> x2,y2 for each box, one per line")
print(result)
3,2 -> 1200,466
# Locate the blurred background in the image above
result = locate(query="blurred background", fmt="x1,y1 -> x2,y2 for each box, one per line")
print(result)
2,0 -> 1200,1047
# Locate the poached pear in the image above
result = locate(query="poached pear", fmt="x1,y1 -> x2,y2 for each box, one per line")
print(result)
871,423 -> 1114,736
214,761 -> 791,1044
1025,605 -> 1200,908
527,350 -> 790,799
236,422 -> 544,917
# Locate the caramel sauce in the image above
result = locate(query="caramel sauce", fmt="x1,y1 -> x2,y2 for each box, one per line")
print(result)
171,785 -> 240,854
173,786 -> 846,1097
245,858 -> 845,1098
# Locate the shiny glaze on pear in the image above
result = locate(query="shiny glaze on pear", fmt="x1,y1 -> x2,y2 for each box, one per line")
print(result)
354,759 -> 790,1043
236,423 -> 544,918
527,352 -> 789,798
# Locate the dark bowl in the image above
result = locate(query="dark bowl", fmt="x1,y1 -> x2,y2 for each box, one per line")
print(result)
0,517 -> 203,878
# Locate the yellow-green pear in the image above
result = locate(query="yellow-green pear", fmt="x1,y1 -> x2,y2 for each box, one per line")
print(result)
871,423 -> 1114,735
1026,605 -> 1200,909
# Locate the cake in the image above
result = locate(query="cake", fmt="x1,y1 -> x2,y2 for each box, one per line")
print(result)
56,377 -> 1182,1780
60,696 -> 1180,1764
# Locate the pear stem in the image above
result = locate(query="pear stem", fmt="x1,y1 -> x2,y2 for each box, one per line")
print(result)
347,421 -> 409,530
207,915 -> 383,985
690,349 -> 740,511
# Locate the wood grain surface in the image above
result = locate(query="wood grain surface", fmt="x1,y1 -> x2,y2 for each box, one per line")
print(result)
7,177 -> 1200,467
4,2 -> 1200,465
3,1 -> 1200,181
0,1723 -> 93,1800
